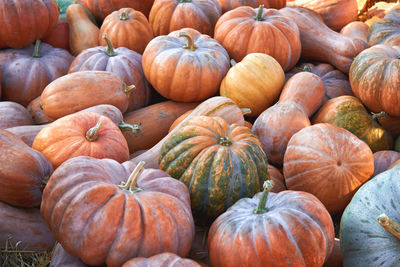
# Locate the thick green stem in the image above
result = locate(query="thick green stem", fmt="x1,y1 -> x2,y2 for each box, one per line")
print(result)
301,65 -> 312,72
118,120 -> 141,134
118,161 -> 146,192
377,214 -> 400,241
102,33 -> 116,57
32,40 -> 42,58
119,11 -> 129,21
254,5 -> 265,21
178,32 -> 198,51
124,84 -> 136,98
86,120 -> 102,141
253,180 -> 274,214
371,111 -> 387,120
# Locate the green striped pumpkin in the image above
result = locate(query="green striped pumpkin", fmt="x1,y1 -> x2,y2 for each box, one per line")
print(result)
159,115 -> 269,225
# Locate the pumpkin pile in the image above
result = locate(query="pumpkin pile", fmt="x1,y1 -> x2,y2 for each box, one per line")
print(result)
0,0 -> 399,266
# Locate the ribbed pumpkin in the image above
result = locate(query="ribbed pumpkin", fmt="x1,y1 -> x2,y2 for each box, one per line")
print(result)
349,44 -> 400,117
283,123 -> 374,214
0,40 -> 74,106
40,71 -> 135,120
142,28 -> 230,102
41,157 -> 195,267
0,129 -> 53,207
159,115 -> 269,225
219,53 -> 285,117
340,164 -> 400,266
0,0 -> 59,49
123,253 -> 201,267
312,95 -> 394,152
0,101 -> 33,129
207,181 -> 335,267
285,63 -> 353,104
99,8 -> 153,54
149,0 -> 221,36
32,112 -> 130,168
368,8 -> 400,46
217,0 -> 286,13
373,150 -> 400,177
214,5 -> 301,71
68,35 -> 151,111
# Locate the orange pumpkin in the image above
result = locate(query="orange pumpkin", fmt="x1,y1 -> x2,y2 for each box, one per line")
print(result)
123,252 -> 201,267
217,0 -> 286,13
99,8 -> 153,54
214,5 -> 301,71
32,112 -> 130,168
283,123 -> 374,214
149,0 -> 221,36
142,28 -> 230,102
340,21 -> 369,43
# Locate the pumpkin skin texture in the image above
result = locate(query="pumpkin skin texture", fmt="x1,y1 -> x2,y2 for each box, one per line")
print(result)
0,101 -> 33,129
368,8 -> 400,46
0,129 -> 53,207
99,8 -> 153,54
40,71 -> 134,120
80,0 -> 154,22
217,0 -> 286,14
340,21 -> 369,43
287,0 -> 358,31
280,6 -> 368,74
312,95 -> 394,152
268,164 -> 286,192
214,6 -> 301,71
41,157 -> 195,267
0,0 -> 59,49
130,96 -> 245,168
207,183 -> 335,267
50,243 -> 88,267
373,150 -> 400,177
0,202 -> 55,251
122,252 -> 201,267
0,41 -> 74,106
349,44 -> 400,117
32,112 -> 129,168
142,28 -> 230,102
283,123 -> 374,215
149,0 -> 221,37
159,115 -> 269,225
6,124 -> 47,147
340,164 -> 400,267
27,96 -> 51,125
68,36 -> 151,112
252,72 -> 325,166
285,63 -> 353,104
220,53 -> 285,117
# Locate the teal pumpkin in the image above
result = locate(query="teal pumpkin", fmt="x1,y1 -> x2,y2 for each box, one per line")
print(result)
340,164 -> 400,266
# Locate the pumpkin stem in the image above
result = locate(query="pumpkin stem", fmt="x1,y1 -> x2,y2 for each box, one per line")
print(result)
102,33 -> 116,57
40,175 -> 50,192
119,11 -> 129,21
32,40 -> 42,58
254,180 -> 274,214
254,5 -> 265,21
124,84 -> 137,98
178,32 -> 198,51
118,161 -> 146,192
371,111 -> 387,120
218,136 -> 232,146
230,59 -> 237,66
241,108 -> 252,115
377,214 -> 400,241
118,120 -> 141,134
86,119 -> 102,141
300,65 -> 312,72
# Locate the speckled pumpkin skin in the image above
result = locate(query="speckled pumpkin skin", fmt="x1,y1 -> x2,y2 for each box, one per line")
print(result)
312,95 -> 394,152
159,115 -> 269,225
368,8 -> 400,46
340,164 -> 400,266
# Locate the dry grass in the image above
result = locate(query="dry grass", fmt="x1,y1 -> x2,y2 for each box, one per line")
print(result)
0,238 -> 53,267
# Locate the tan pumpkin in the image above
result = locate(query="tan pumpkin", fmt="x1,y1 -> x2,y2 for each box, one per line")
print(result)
220,53 -> 285,116
340,21 -> 369,43
214,5 -> 301,71
280,6 -> 368,73
40,71 -> 135,120
32,112 -> 130,168
283,123 -> 374,214
99,8 -> 153,54
142,28 -> 230,102
252,72 -> 325,166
